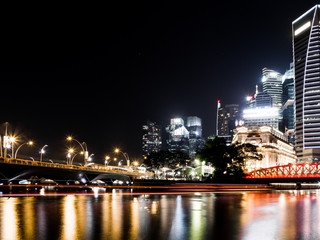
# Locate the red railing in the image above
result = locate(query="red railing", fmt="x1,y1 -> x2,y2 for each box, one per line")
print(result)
245,163 -> 320,179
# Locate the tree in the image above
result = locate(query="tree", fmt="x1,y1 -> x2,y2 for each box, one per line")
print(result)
143,150 -> 189,169
196,137 -> 262,181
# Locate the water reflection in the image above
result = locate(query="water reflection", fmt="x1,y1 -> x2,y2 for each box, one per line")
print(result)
2,190 -> 320,239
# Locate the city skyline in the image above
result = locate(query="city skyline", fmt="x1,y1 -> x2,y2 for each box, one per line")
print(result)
0,2 -> 318,158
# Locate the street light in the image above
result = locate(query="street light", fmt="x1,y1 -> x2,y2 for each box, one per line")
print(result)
9,136 -> 16,158
40,145 -> 48,162
114,148 -> 130,167
67,148 -> 74,165
105,155 -> 110,167
14,141 -> 33,159
67,136 -> 89,165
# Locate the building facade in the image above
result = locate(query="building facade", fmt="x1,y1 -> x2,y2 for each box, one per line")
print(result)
282,63 -> 295,145
217,101 -> 239,143
142,121 -> 162,157
262,68 -> 283,108
166,117 -> 204,158
293,5 -> 320,161
233,125 -> 296,172
242,107 -> 280,130
186,116 -> 204,158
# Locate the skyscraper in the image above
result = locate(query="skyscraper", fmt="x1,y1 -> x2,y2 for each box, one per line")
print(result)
166,118 -> 190,155
262,68 -> 283,108
293,5 -> 320,161
217,101 -> 239,143
186,116 -> 204,158
282,63 -> 295,145
142,121 -> 162,157
166,116 -> 204,158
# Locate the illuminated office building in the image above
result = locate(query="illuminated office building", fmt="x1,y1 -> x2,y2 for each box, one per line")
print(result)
142,121 -> 162,157
281,63 -> 295,145
186,116 -> 204,158
166,117 -> 204,158
242,107 -> 280,130
166,118 -> 190,155
262,68 -> 283,108
217,101 -> 239,143
292,5 -> 320,161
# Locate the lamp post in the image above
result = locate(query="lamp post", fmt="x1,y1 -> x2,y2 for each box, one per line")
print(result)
9,137 -> 16,158
114,148 -> 130,167
105,156 -> 110,167
40,145 -> 48,162
67,136 -> 89,165
14,141 -> 33,159
67,148 -> 74,165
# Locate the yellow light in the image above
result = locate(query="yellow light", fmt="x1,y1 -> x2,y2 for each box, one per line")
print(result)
67,136 -> 72,141
115,148 -> 120,153
105,156 -> 110,160
68,148 -> 74,153
28,141 -> 33,145
133,161 -> 138,166
9,137 -> 16,143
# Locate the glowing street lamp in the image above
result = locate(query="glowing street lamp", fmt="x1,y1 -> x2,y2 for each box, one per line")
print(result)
9,137 -> 16,158
40,145 -> 48,162
114,148 -> 130,167
67,148 -> 74,164
14,141 -> 33,159
105,155 -> 110,167
67,136 -> 89,165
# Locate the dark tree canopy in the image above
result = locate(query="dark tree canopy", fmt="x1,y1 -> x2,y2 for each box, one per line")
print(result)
143,150 -> 189,169
196,137 -> 262,181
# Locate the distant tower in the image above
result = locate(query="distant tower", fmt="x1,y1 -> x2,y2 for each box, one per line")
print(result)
217,101 -> 239,144
282,63 -> 294,145
166,118 -> 189,155
292,5 -> 320,161
186,116 -> 204,158
262,68 -> 283,108
216,100 -> 221,135
142,121 -> 162,157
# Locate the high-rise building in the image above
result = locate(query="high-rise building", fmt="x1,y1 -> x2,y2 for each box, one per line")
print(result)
242,107 -> 280,130
256,91 -> 273,108
166,118 -> 190,155
281,63 -> 295,145
292,5 -> 320,161
142,121 -> 162,157
217,101 -> 239,143
186,116 -> 204,158
166,116 -> 204,158
262,68 -> 283,108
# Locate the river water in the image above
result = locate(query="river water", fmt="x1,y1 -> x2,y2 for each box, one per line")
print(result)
1,189 -> 320,240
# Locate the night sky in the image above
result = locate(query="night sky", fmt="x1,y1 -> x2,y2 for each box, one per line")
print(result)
0,1 -> 318,162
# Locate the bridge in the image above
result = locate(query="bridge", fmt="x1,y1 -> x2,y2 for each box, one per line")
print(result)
0,157 -> 153,184
245,163 -> 320,179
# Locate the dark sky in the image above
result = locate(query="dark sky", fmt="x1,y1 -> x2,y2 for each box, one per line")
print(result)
0,1 -> 318,162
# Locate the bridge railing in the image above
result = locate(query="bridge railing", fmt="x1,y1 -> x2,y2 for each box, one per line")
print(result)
245,163 -> 320,179
0,157 -> 153,177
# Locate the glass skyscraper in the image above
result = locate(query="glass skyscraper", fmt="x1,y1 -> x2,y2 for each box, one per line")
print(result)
282,63 -> 295,145
217,102 -> 239,143
262,68 -> 283,108
293,5 -> 320,161
142,121 -> 162,157
166,116 -> 204,158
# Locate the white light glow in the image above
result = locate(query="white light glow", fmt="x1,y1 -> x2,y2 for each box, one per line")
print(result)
295,21 -> 311,36
243,107 -> 279,119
